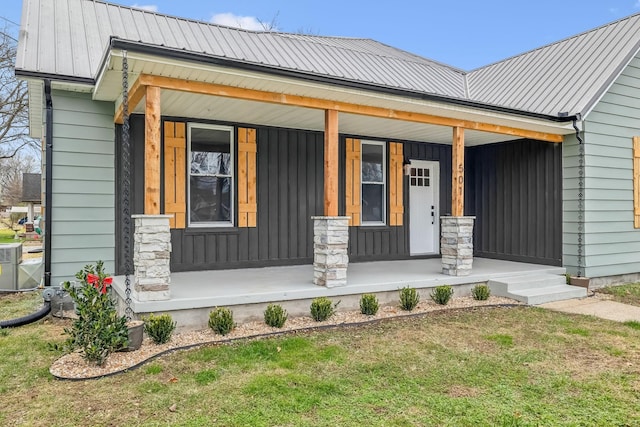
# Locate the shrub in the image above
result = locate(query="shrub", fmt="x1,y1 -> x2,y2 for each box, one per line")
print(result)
264,304 -> 288,328
471,284 -> 491,301
144,313 -> 177,344
431,285 -> 454,305
359,294 -> 379,316
63,261 -> 128,366
208,307 -> 235,335
310,297 -> 339,321
399,287 -> 420,311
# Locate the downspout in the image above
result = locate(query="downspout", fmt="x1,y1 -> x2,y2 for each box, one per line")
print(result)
572,114 -> 584,278
44,80 -> 53,287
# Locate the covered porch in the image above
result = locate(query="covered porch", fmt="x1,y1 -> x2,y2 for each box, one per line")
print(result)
97,45 -> 574,308
112,257 -> 567,330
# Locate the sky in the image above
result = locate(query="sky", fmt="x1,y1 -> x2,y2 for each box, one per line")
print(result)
2,0 -> 640,70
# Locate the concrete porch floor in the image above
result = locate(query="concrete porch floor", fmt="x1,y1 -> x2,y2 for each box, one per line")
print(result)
112,258 -> 565,329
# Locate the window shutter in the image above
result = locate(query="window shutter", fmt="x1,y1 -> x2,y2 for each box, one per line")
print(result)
389,142 -> 404,226
163,121 -> 186,229
345,138 -> 361,226
634,136 -> 640,228
238,127 -> 257,227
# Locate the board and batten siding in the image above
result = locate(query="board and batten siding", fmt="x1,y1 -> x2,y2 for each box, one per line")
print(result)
169,125 -> 325,271
49,91 -> 116,285
339,138 -> 452,261
563,53 -> 640,277
117,116 -> 561,271
467,139 -> 562,266
118,120 -> 456,270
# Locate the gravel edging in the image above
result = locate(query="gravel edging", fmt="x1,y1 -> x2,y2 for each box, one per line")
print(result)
50,297 -> 523,381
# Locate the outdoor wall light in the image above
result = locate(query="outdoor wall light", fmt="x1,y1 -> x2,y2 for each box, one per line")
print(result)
403,158 -> 412,176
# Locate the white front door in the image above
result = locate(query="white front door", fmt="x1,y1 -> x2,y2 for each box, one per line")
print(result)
409,160 -> 440,255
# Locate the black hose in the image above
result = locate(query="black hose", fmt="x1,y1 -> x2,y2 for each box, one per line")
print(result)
0,301 -> 51,328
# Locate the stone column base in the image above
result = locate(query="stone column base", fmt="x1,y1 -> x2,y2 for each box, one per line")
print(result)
132,214 -> 172,301
312,216 -> 349,287
441,216 -> 475,276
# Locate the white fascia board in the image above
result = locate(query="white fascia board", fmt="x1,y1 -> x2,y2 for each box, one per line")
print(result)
93,50 -> 113,100
50,81 -> 94,93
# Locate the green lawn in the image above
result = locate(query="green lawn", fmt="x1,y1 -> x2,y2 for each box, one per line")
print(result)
0,228 -> 19,244
0,291 -> 44,320
1,306 -> 639,426
598,282 -> 640,307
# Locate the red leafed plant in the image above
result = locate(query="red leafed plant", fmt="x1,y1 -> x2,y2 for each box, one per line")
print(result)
86,272 -> 113,295
62,261 -> 128,366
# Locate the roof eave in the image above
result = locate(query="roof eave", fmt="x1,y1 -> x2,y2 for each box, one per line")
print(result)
579,38 -> 640,120
14,69 -> 95,85
108,38 -> 574,124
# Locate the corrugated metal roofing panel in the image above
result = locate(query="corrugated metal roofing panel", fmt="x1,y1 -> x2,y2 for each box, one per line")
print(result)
15,0 -> 640,119
16,0 -> 466,99
37,0 -> 56,74
165,17 -> 188,50
467,13 -> 640,116
106,5 -> 126,38
53,0 -> 72,77
81,1 -> 105,74
68,2 -> 90,75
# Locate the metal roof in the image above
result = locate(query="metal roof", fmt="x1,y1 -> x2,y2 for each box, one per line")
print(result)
15,0 -> 466,98
15,0 -> 640,119
467,13 -> 640,117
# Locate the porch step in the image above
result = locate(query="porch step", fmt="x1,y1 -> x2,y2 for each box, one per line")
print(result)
489,274 -> 587,305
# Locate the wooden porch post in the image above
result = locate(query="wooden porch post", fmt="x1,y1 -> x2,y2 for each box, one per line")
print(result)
313,108 -> 348,287
452,126 -> 465,216
441,126 -> 474,276
134,86 -> 171,301
145,86 -> 161,214
324,109 -> 339,216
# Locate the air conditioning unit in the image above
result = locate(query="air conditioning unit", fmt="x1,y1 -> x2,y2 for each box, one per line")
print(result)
19,258 -> 43,290
0,243 -> 23,290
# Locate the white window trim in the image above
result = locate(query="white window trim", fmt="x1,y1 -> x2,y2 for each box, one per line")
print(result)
187,123 -> 235,228
361,140 -> 386,226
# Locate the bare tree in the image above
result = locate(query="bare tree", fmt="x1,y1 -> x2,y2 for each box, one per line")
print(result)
0,23 -> 39,159
258,12 -> 320,34
1,169 -> 22,206
258,11 -> 280,32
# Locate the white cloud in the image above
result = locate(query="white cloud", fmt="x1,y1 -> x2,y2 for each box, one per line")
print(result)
210,13 -> 265,31
131,4 -> 158,12
635,0 -> 640,8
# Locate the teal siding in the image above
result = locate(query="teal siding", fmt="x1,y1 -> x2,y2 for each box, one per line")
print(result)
562,132 -> 580,274
49,90 -> 115,285
563,54 -> 640,277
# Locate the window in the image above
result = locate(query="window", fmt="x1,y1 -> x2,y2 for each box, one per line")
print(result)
410,167 -> 430,187
361,141 -> 385,224
188,124 -> 234,226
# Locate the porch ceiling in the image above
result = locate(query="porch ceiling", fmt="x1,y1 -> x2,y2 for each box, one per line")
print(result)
128,89 -> 517,146
95,50 -> 576,146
